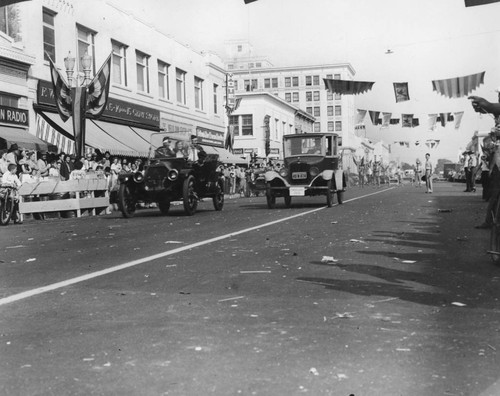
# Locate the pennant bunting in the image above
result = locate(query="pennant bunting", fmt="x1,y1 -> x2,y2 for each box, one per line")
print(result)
369,111 -> 380,125
465,0 -> 500,6
447,113 -> 455,122
48,55 -> 72,122
415,141 -> 420,146
428,114 -> 438,131
439,113 -> 450,127
244,0 -> 258,3
86,53 -> 112,118
393,82 -> 410,103
381,112 -> 392,128
432,71 -> 485,98
390,118 -> 400,125
355,109 -> 367,125
412,118 -> 420,127
454,111 -> 464,129
402,114 -> 414,128
323,78 -> 375,95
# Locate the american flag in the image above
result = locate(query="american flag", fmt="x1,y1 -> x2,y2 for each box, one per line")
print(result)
48,56 -> 72,122
323,78 -> 375,95
432,71 -> 485,98
86,53 -> 112,118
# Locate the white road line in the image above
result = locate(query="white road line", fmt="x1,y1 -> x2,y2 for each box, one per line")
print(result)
0,187 -> 394,307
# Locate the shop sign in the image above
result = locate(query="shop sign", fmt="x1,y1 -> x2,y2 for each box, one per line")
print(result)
0,105 -> 29,127
233,148 -> 244,155
37,79 -> 160,128
196,126 -> 224,148
244,148 -> 255,153
269,148 -> 280,154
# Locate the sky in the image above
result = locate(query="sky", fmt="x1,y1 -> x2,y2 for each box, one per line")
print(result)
115,0 -> 500,163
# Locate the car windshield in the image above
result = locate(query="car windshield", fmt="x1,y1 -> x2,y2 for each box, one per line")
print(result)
284,136 -> 324,157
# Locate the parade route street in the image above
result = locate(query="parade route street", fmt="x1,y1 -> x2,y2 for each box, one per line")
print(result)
1,182 -> 500,396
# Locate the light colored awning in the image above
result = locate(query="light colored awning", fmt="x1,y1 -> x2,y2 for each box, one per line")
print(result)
38,111 -> 154,157
201,145 -> 247,165
0,125 -> 55,152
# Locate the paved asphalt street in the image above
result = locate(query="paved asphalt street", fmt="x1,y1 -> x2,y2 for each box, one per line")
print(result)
1,181 -> 500,396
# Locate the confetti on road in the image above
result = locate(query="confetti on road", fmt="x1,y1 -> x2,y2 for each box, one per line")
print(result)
25,258 -> 36,262
451,302 -> 467,307
309,367 -> 319,376
349,239 -> 366,243
6,245 -> 26,249
218,296 -> 245,302
321,256 -> 339,263
164,241 -> 183,244
240,270 -> 271,274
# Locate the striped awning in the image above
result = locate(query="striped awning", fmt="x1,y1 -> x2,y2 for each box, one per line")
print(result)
36,114 -> 75,155
432,71 -> 485,98
37,111 -> 153,158
323,78 -> 375,95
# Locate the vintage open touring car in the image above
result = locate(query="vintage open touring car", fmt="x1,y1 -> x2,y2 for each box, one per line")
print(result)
264,133 -> 347,208
117,133 -> 225,217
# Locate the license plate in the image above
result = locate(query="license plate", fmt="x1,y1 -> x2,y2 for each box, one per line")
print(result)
292,172 -> 307,180
289,187 -> 305,196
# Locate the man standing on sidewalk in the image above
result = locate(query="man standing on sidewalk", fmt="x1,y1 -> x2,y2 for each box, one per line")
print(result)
424,153 -> 433,193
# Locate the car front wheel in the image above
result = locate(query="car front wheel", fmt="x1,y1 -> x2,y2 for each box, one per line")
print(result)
118,183 -> 136,218
183,175 -> 198,216
213,180 -> 224,211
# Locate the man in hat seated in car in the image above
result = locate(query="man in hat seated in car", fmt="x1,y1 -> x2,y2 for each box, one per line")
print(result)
155,137 -> 175,158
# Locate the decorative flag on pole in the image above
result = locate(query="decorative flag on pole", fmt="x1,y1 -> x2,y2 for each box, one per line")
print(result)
355,109 -> 367,125
381,112 -> 392,128
454,111 -> 464,129
428,114 -> 438,131
369,111 -> 380,125
86,53 -> 112,118
48,57 -> 72,122
402,114 -> 414,128
465,0 -> 500,6
432,71 -> 485,98
323,78 -> 375,95
225,125 -> 234,152
393,82 -> 410,103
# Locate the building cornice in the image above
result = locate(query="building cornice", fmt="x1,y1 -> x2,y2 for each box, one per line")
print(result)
229,62 -> 356,76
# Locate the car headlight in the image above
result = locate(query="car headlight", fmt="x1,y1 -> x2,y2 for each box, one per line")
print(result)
133,172 -> 144,183
167,169 -> 179,181
310,167 -> 320,177
279,168 -> 289,178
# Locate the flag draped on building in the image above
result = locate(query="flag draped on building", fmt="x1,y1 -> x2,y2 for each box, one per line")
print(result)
323,78 -> 375,95
432,71 -> 485,98
393,82 -> 410,102
454,111 -> 464,129
86,54 -> 112,118
48,57 -> 72,122
465,0 -> 500,6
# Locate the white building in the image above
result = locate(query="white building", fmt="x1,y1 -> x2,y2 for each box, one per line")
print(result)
229,92 -> 315,161
0,0 -> 228,156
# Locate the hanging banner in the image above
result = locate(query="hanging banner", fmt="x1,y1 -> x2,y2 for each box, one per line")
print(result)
369,111 -> 380,125
355,109 -> 367,125
390,118 -> 400,125
323,78 -> 375,95
381,112 -> 392,128
465,0 -> 500,6
428,114 -> 438,131
393,82 -> 410,103
432,71 -> 485,98
402,114 -> 414,128
412,118 -> 420,127
439,113 -> 450,127
454,111 -> 464,129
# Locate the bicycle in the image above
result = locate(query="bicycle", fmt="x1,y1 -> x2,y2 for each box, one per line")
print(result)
0,185 -> 20,226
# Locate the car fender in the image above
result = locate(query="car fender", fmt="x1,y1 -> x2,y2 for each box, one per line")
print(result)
265,170 -> 289,187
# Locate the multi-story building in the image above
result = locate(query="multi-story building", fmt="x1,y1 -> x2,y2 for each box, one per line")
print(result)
0,0 -> 228,157
223,41 -> 359,169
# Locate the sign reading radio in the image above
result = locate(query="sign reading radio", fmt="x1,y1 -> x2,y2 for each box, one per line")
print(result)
37,79 -> 160,129
0,105 -> 29,127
